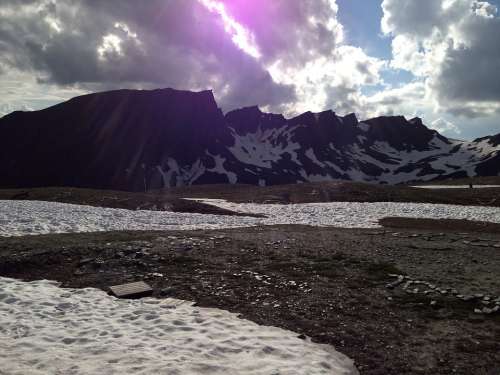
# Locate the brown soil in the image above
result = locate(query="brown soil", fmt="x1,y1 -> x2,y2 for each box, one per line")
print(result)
1,225 -> 499,375
381,217 -> 500,234
2,180 -> 500,210
160,181 -> 500,207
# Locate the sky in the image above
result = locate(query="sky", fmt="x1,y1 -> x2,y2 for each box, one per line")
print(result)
1,0 -> 500,140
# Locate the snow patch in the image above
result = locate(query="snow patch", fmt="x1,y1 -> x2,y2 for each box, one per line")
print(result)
0,277 -> 357,375
156,158 -> 205,187
207,153 -> 238,184
228,125 -> 303,168
305,148 -> 325,168
358,122 -> 370,132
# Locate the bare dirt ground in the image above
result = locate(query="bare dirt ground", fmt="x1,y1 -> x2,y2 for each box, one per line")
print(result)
1,223 -> 499,375
1,178 -> 500,210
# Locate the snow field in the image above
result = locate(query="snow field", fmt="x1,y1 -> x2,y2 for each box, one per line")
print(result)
1,199 -> 500,237
0,277 -> 358,375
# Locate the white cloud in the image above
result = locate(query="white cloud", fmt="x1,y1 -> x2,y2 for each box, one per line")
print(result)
0,0 -> 499,141
381,0 -> 500,118
431,118 -> 461,134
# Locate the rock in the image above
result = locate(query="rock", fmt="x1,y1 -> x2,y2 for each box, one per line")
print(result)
78,257 -> 94,266
160,287 -> 175,296
109,281 -> 153,299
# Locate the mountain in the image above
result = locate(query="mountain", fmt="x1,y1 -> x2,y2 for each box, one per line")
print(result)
0,88 -> 499,191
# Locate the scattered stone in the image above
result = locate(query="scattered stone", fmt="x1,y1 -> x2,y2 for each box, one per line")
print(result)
149,272 -> 164,277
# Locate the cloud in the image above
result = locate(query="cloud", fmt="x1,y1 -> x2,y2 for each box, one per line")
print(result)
431,118 -> 461,135
0,0 -> 295,111
1,0 -> 498,141
221,0 -> 344,67
0,0 -> 386,116
381,0 -> 500,118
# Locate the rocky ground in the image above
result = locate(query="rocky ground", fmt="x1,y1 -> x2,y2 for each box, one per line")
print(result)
1,222 -> 499,375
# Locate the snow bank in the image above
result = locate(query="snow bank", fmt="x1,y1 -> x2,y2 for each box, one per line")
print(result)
198,199 -> 500,228
2,199 -> 500,237
0,277 -> 357,375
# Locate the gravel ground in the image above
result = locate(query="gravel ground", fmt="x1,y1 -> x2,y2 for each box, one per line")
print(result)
1,223 -> 499,375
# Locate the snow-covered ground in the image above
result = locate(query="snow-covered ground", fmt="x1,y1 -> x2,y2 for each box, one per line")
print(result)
0,277 -> 357,375
412,185 -> 500,189
2,199 -> 500,237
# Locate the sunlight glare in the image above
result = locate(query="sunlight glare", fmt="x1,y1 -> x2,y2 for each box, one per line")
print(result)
198,0 -> 261,59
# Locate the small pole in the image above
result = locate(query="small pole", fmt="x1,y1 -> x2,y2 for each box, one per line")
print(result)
142,163 -> 147,192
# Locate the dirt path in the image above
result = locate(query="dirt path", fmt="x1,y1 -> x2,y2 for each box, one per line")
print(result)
1,225 -> 499,374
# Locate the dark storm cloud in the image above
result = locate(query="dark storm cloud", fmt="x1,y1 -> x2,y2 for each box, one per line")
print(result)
433,16 -> 500,103
0,0 -> 295,111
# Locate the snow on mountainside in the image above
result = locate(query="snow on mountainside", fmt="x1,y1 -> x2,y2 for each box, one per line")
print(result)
0,88 -> 499,191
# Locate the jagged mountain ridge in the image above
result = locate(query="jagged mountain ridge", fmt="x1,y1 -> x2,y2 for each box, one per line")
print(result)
0,88 -> 498,191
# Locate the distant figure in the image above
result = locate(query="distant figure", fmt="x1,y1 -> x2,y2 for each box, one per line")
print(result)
469,183 -> 473,189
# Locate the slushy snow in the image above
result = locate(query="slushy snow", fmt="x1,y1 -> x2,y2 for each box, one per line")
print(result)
0,277 -> 357,375
2,199 -> 500,237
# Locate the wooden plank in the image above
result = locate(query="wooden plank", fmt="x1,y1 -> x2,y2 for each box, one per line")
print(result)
109,281 -> 153,299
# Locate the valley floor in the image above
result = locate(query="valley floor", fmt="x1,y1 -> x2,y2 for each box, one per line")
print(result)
1,224 -> 499,374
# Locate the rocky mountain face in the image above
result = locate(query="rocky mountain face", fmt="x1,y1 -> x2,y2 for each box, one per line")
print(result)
0,88 -> 499,191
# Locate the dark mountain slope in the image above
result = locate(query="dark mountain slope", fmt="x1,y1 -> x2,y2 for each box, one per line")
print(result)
0,88 -> 498,191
